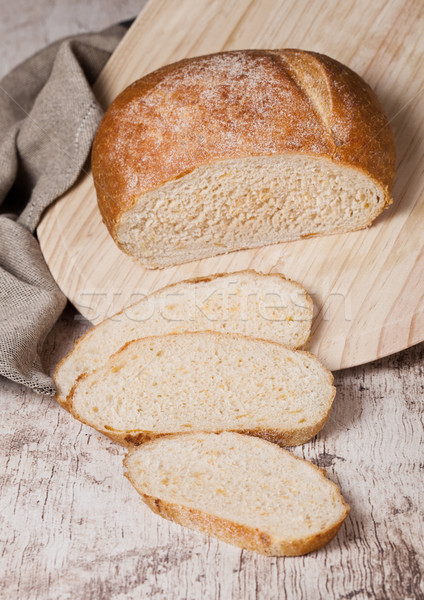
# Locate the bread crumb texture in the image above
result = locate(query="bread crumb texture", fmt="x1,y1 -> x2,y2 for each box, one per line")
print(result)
124,432 -> 350,555
68,331 -> 335,446
92,49 -> 396,267
54,271 -> 312,402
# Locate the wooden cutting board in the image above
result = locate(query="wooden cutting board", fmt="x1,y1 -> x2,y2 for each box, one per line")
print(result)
37,0 -> 424,370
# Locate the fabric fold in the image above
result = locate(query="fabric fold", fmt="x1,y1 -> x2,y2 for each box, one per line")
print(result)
0,24 -> 127,394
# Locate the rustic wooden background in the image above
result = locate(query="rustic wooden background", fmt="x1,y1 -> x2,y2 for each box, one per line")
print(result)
1,1 -> 423,599
37,0 -> 424,372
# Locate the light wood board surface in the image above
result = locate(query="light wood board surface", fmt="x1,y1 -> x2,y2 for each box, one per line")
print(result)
1,2 -> 423,598
37,0 -> 424,371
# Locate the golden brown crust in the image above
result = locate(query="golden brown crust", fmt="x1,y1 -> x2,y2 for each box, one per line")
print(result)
137,495 -> 347,556
123,438 -> 350,556
64,330 -> 334,447
92,49 -> 396,239
53,269 -> 313,405
117,422 -> 330,448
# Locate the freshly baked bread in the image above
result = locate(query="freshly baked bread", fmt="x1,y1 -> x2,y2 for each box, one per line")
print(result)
92,48 -> 396,268
67,331 -> 335,446
54,270 -> 312,406
124,432 -> 350,555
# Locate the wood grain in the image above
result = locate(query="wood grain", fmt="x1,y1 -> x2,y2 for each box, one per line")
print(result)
1,305 -> 423,599
37,0 -> 424,371
0,0 -> 144,80
2,2 -> 424,599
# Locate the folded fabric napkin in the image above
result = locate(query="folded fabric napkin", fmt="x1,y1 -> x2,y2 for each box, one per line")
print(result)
0,23 -> 129,395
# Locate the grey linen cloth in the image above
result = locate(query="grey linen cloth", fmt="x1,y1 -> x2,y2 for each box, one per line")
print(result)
0,24 -> 128,395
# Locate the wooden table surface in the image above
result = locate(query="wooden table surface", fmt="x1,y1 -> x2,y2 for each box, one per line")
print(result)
1,2 -> 423,599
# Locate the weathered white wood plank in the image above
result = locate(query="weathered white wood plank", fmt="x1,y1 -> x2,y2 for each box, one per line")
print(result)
1,307 -> 423,599
0,0 -> 144,79
1,1 -> 423,599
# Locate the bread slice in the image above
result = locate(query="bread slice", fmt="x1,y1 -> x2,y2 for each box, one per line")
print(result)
92,49 -> 396,268
67,331 -> 335,446
54,270 -> 312,406
124,432 -> 350,556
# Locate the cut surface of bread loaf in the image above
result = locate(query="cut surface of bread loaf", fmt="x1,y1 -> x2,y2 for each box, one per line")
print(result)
117,155 -> 390,268
67,331 -> 335,446
54,271 -> 312,405
124,432 -> 350,556
92,49 -> 396,268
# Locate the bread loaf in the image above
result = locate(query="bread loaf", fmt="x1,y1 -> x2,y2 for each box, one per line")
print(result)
92,49 -> 396,268
67,331 -> 335,446
124,432 -> 350,555
54,270 -> 312,406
